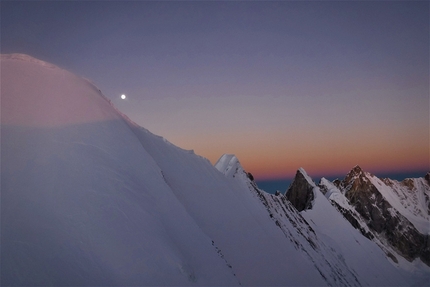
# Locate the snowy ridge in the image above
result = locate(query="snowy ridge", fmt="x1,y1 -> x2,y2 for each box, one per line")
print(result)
2,54 -> 325,286
2,54 -> 429,286
2,54 -> 239,285
1,53 -> 122,127
1,53 -> 57,69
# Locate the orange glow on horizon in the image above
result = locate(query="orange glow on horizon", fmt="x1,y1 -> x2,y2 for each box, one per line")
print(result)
166,124 -> 429,182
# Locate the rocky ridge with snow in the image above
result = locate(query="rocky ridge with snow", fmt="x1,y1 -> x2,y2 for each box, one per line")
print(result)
330,166 -> 430,266
215,155 -> 430,284
283,164 -> 429,268
2,54 -> 429,286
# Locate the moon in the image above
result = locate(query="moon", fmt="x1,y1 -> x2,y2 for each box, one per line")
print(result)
121,94 -> 126,100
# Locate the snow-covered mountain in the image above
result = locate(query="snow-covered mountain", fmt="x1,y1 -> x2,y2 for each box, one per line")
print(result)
321,166 -> 430,267
2,54 -> 429,286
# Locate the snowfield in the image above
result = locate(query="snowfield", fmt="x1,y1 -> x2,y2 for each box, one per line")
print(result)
1,54 -> 429,286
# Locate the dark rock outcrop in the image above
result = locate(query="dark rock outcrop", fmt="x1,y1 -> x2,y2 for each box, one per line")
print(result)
285,169 -> 315,212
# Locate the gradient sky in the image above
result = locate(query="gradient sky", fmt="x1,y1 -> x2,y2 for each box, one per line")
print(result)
2,1 -> 429,181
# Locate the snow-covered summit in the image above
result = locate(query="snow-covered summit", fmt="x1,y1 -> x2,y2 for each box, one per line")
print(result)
350,164 -> 364,173
1,53 -> 58,68
214,154 -> 242,178
1,53 -> 121,128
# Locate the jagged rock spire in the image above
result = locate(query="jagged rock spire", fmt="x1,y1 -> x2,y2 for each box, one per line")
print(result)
285,168 -> 315,212
346,165 -> 364,178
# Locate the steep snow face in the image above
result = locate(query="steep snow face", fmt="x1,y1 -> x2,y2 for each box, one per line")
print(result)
1,54 -> 239,286
1,54 -> 328,286
126,138 -> 326,286
319,178 -> 374,240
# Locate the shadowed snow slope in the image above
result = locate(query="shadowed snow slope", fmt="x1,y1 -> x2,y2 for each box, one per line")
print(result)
2,54 -> 428,286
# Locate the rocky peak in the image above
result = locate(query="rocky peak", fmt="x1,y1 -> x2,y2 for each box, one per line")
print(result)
344,165 -> 365,182
350,165 -> 364,175
341,165 -> 374,196
336,167 -> 429,266
341,167 -> 379,217
285,168 -> 315,212
425,172 -> 430,185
